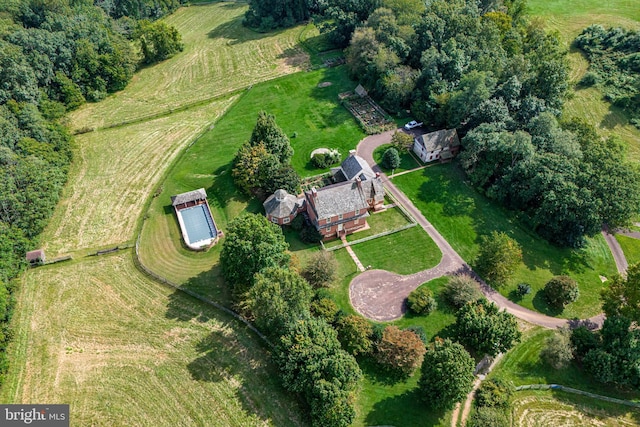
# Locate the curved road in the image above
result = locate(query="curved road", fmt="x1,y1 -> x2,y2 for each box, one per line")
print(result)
349,129 -> 608,329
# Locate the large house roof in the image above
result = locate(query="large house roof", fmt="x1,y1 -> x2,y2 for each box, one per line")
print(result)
332,151 -> 376,182
415,129 -> 460,152
263,189 -> 301,218
171,188 -> 207,206
306,181 -> 370,220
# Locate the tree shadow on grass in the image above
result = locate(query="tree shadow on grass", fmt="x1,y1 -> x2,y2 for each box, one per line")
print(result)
358,356 -> 409,387
365,388 -> 449,427
532,289 -> 564,317
207,13 -> 290,45
165,266 -> 231,323
186,326 -> 307,425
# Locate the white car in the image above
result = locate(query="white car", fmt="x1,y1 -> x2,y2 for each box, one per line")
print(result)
404,120 -> 423,130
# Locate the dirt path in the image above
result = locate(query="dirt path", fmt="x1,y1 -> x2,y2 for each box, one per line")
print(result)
350,130 -> 606,329
603,228 -> 629,275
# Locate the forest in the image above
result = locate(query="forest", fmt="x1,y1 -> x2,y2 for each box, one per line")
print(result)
0,0 -> 183,385
245,0 -> 640,248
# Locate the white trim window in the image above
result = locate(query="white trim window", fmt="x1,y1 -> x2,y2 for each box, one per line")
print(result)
283,217 -> 290,224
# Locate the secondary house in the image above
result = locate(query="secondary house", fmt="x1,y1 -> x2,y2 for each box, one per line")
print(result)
263,189 -> 305,225
413,129 -> 460,163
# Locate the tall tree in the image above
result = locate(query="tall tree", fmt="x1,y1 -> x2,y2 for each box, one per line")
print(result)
375,325 -> 426,378
136,19 -> 184,64
418,338 -> 475,409
220,214 -> 290,296
454,299 -> 521,357
475,231 -> 522,285
602,263 -> 640,322
249,111 -> 293,164
246,267 -> 313,338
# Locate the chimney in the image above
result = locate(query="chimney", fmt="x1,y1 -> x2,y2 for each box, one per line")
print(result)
311,187 -> 318,199
356,177 -> 362,189
349,149 -> 356,157
375,172 -> 380,178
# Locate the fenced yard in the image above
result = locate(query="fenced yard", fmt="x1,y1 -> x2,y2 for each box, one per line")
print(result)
340,92 -> 395,134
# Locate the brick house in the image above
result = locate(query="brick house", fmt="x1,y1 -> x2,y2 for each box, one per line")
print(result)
263,189 -> 305,225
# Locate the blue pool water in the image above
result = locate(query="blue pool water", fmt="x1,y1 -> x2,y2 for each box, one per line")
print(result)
180,204 -> 216,244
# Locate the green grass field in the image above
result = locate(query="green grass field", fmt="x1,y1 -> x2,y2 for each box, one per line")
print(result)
351,227 -> 441,275
2,254 -> 305,426
616,234 -> 640,267
68,2 -> 308,131
373,144 -> 422,174
392,163 -> 617,319
527,0 -> 640,160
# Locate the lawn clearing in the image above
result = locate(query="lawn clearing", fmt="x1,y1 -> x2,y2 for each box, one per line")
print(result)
2,254 -> 305,426
527,0 -> 640,160
390,276 -> 456,342
41,97 -> 237,256
615,235 -> 640,267
68,2 -> 309,131
492,327 -> 640,401
345,205 -> 413,242
355,359 -> 452,427
373,144 -> 422,174
351,227 -> 441,275
392,163 -> 617,319
511,390 -> 640,426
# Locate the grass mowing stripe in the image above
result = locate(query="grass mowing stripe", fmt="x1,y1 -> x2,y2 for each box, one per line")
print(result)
2,255 -> 305,426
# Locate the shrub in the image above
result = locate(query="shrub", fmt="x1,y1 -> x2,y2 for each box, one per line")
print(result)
443,274 -> 484,309
404,325 -> 428,344
302,251 -> 338,288
391,131 -> 414,152
579,72 -> 599,87
468,407 -> 509,427
517,283 -> 531,296
541,328 -> 574,369
475,378 -> 513,408
407,286 -> 437,315
311,149 -> 341,169
289,214 -> 304,231
544,275 -> 579,309
375,326 -> 426,378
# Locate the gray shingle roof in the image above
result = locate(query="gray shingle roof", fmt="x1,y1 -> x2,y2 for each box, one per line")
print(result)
415,129 -> 460,152
171,188 -> 207,206
263,189 -> 300,218
335,154 -> 376,182
306,181 -> 370,220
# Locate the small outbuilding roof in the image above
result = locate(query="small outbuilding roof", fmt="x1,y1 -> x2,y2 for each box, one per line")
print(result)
26,249 -> 45,262
415,129 -> 460,152
171,188 -> 207,206
263,189 -> 301,219
332,151 -> 376,183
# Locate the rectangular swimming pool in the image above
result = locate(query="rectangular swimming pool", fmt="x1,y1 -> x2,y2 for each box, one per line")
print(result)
178,204 -> 216,247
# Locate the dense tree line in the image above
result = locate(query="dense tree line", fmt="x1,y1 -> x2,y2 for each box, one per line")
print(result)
220,214 -> 360,426
96,0 -> 186,20
575,25 -> 640,128
0,0 -> 184,387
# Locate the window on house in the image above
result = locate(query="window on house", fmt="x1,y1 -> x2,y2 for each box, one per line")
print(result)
271,217 -> 278,223
338,213 -> 343,220
283,217 -> 290,224
325,226 -> 331,232
355,209 -> 360,215
354,219 -> 359,225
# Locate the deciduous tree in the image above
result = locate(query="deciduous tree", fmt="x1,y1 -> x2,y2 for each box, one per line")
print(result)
544,275 -> 579,310
337,314 -> 373,356
454,299 -> 521,357
419,338 -> 475,409
302,251 -> 338,288
602,263 -> 640,322
375,325 -> 426,378
475,231 -> 522,285
220,214 -> 290,296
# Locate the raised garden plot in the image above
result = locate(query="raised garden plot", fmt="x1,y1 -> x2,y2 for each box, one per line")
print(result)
340,92 -> 395,135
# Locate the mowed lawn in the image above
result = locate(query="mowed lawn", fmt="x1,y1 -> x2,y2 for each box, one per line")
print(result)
393,163 -> 617,319
41,97 -> 237,256
139,66 -> 364,289
527,0 -> 640,160
2,254 -> 305,426
69,2 -> 309,131
616,234 -> 640,267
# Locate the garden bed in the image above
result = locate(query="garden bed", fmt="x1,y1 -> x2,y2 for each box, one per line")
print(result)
340,92 -> 395,134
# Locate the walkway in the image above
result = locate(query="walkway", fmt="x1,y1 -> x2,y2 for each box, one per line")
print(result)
349,129 -> 607,329
603,227 -> 628,274
342,236 -> 365,272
